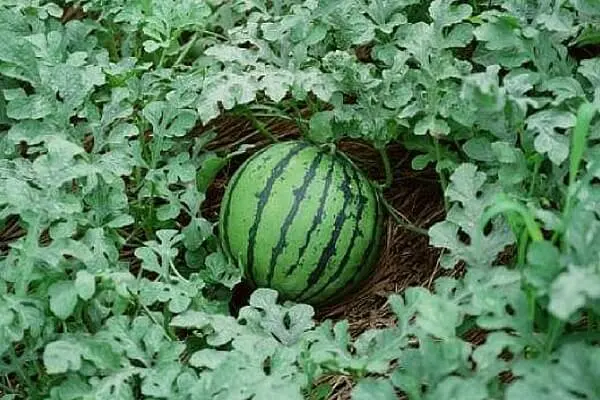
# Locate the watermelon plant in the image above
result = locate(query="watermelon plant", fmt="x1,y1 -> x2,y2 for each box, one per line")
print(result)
219,140 -> 383,305
0,1 -> 599,400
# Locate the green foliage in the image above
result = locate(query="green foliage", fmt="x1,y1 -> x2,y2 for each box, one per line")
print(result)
0,0 -> 599,399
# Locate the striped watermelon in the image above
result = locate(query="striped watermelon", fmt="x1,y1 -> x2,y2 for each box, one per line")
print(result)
219,140 -> 383,305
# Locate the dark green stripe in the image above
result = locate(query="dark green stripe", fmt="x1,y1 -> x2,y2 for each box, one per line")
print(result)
295,161 -> 354,301
221,146 -> 271,259
246,142 -> 310,284
267,151 -> 325,286
302,165 -> 368,302
285,157 -> 336,277
349,184 -> 381,285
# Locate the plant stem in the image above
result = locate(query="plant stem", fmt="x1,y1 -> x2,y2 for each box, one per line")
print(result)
213,131 -> 262,154
545,317 -> 565,355
139,301 -> 175,342
245,110 -> 278,143
173,32 -> 198,67
551,103 -> 595,244
145,184 -> 156,239
170,261 -> 189,283
8,346 -> 32,390
518,227 -> 536,322
482,197 -> 544,243
378,146 -> 393,190
434,138 -> 449,210
288,101 -> 308,136
158,44 -> 168,68
528,156 -> 542,196
0,381 -> 17,395
249,112 -> 294,121
381,197 -> 429,236
517,227 -> 528,267
565,103 -> 596,216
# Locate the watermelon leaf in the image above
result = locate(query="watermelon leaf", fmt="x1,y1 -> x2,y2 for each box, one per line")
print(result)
428,164 -> 515,269
238,289 -> 315,346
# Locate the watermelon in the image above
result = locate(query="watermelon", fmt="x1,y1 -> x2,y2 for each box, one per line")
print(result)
219,140 -> 383,305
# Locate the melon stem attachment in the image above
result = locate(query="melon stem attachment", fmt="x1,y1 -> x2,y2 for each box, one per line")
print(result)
319,142 -> 336,155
